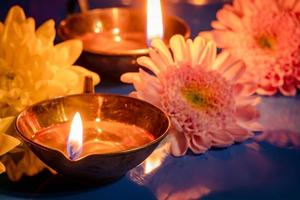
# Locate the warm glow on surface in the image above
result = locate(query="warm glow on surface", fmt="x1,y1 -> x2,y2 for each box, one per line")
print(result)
144,156 -> 163,174
147,0 -> 164,42
128,143 -> 169,184
67,112 -> 83,160
187,0 -> 209,5
143,143 -> 169,174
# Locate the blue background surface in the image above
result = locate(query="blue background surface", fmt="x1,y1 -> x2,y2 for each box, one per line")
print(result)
0,0 -> 300,199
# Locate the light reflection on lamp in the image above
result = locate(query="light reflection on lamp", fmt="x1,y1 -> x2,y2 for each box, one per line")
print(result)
94,21 -> 103,33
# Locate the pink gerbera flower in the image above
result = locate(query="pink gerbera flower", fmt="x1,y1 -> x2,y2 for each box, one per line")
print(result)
201,0 -> 300,96
121,35 -> 261,156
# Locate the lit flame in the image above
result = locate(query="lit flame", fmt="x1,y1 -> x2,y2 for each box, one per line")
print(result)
147,0 -> 164,43
67,112 -> 83,160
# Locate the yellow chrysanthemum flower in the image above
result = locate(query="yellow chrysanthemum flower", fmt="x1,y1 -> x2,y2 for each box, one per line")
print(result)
0,117 -> 20,173
0,6 -> 100,179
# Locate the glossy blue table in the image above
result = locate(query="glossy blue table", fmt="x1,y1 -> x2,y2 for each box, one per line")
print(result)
1,1 -> 300,199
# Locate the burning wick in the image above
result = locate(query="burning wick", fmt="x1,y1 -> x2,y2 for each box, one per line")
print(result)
67,112 -> 83,160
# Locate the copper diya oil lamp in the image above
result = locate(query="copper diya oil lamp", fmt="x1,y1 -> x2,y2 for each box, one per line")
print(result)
15,78 -> 170,182
58,1 -> 190,80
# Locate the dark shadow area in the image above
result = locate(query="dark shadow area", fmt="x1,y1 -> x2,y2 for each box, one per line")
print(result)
0,171 -> 156,199
0,171 -> 118,198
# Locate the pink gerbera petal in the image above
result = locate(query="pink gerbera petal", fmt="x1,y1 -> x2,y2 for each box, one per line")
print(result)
235,104 -> 260,123
209,130 -> 234,148
190,134 -> 212,154
170,130 -> 188,157
201,0 -> 300,96
226,123 -> 253,142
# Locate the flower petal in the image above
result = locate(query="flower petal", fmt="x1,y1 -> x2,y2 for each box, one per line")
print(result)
238,121 -> 263,132
279,0 -> 298,10
137,56 -> 161,75
0,162 -> 5,174
0,133 -> 20,156
120,72 -> 140,84
36,19 -> 55,45
189,134 -> 211,154
4,6 -> 26,25
170,130 -> 188,157
70,66 -> 100,86
139,69 -> 162,93
223,61 -> 246,83
193,36 -> 206,65
149,48 -> 168,72
34,80 -> 68,101
198,31 -> 214,41
209,130 -> 234,148
186,39 -> 196,67
170,34 -> 188,63
235,105 -> 260,123
128,91 -> 138,98
216,9 -> 243,31
226,123 -> 253,142
53,68 -> 79,89
151,39 -> 174,65
235,96 -> 261,106
212,30 -> 236,48
198,41 -> 217,69
279,82 -> 297,96
238,0 -> 257,16
53,40 -> 82,67
254,0 -> 279,11
211,20 -> 227,30
257,85 -> 277,96
233,83 -> 257,96
0,116 -> 15,133
212,50 -> 230,70
294,0 -> 300,12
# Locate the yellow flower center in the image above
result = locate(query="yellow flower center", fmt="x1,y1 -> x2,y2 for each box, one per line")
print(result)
181,86 -> 214,110
256,35 -> 276,50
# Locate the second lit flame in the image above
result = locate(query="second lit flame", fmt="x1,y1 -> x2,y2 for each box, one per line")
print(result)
67,112 -> 83,160
147,0 -> 164,43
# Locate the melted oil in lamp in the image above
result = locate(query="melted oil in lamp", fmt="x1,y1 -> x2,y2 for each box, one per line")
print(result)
16,77 -> 170,181
58,0 -> 190,80
32,111 -> 155,161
